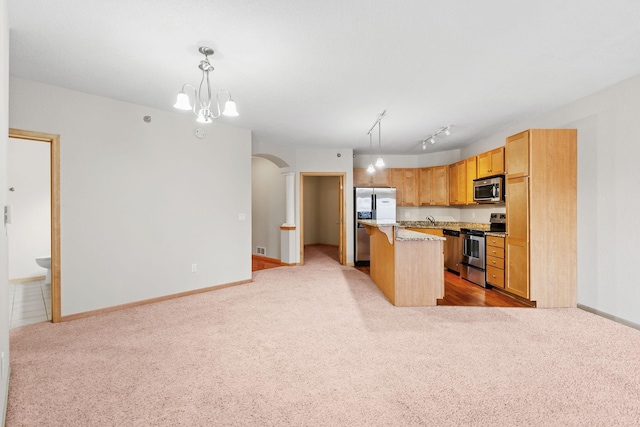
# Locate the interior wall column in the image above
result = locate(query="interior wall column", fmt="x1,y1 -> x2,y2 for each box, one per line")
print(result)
280,170 -> 296,264
283,171 -> 295,226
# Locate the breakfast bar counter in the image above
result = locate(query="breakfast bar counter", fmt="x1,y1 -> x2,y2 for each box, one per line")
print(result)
359,220 -> 445,306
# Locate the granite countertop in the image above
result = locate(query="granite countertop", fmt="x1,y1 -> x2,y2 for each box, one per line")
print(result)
485,231 -> 507,237
358,220 -> 399,227
396,229 -> 445,241
398,221 -> 492,231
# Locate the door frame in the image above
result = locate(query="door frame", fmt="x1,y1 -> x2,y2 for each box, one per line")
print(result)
9,128 -> 61,322
299,172 -> 346,266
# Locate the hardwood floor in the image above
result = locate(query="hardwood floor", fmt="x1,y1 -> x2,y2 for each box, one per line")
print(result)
438,271 -> 531,307
355,264 -> 530,308
260,245 -> 530,308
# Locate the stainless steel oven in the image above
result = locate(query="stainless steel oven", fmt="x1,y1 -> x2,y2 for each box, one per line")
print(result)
460,228 -> 486,287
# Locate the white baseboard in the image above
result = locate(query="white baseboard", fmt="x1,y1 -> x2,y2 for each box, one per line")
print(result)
1,366 -> 9,427
578,304 -> 640,331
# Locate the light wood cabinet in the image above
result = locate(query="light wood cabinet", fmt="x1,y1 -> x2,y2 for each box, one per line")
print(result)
418,166 -> 448,205
477,147 -> 504,178
353,168 -> 389,187
505,129 -> 577,307
389,168 -> 418,206
486,235 -> 505,289
505,132 -> 528,179
466,156 -> 477,204
448,160 -> 467,205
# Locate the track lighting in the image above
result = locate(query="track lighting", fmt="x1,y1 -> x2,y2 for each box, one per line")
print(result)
174,46 -> 238,123
420,125 -> 453,149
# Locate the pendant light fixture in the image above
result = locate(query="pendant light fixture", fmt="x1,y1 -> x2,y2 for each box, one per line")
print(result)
375,117 -> 385,168
367,132 -> 376,174
367,110 -> 387,171
173,47 -> 238,123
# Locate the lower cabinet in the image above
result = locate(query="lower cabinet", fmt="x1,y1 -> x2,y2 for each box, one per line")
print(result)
485,235 -> 505,289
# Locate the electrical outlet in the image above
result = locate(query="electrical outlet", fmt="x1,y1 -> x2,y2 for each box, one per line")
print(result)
191,264 -> 197,273
472,212 -> 476,219
238,213 -> 246,221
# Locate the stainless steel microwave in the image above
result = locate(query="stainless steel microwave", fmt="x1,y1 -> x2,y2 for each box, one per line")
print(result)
473,175 -> 504,203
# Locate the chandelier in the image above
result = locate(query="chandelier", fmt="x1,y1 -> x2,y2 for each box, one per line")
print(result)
173,47 -> 238,123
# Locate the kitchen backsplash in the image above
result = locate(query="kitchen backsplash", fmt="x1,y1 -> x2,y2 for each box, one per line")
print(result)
397,205 -> 506,224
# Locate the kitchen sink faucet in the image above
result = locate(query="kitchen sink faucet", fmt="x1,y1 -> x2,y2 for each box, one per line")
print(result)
427,215 -> 436,226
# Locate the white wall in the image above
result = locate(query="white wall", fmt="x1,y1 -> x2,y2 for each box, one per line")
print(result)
462,73 -> 640,326
252,144 -> 353,264
1,0 -> 10,421
251,156 -> 285,258
7,138 -> 51,280
296,149 -> 353,262
9,77 -> 252,317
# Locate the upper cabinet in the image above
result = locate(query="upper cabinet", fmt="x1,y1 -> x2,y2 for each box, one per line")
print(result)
389,168 -> 418,206
505,130 -> 529,178
353,168 -> 389,187
419,165 -> 448,206
465,156 -> 477,204
448,160 -> 467,205
477,147 -> 505,178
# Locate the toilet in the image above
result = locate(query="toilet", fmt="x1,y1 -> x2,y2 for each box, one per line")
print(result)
35,256 -> 51,285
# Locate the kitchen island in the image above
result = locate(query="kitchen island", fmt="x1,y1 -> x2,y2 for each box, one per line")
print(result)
359,220 -> 445,306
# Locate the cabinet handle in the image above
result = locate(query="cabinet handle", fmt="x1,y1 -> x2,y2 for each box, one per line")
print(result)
492,274 -> 496,278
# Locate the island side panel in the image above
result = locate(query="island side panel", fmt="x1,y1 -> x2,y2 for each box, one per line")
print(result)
393,239 -> 444,306
370,226 -> 396,305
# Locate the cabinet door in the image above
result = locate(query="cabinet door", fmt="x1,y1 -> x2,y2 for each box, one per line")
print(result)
466,156 -> 477,204
353,168 -> 371,187
449,164 -> 458,205
477,147 -> 505,178
449,161 -> 466,205
506,130 -> 529,179
389,169 -> 405,205
489,147 -> 505,175
431,165 -> 448,205
506,176 -> 529,299
477,152 -> 491,178
371,169 -> 390,187
403,169 -> 418,206
390,168 -> 417,206
418,167 -> 433,205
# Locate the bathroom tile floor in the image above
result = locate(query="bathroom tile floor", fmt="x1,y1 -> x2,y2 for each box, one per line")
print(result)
8,279 -> 51,329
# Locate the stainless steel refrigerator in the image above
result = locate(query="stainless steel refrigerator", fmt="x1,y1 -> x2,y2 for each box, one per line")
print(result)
354,187 -> 397,266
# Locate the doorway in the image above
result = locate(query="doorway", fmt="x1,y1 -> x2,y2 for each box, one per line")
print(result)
300,173 -> 346,266
8,129 -> 61,323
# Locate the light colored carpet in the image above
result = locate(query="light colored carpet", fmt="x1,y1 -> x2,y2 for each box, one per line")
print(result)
7,245 -> 640,426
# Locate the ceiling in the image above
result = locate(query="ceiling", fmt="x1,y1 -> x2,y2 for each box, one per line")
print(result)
8,0 -> 640,155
